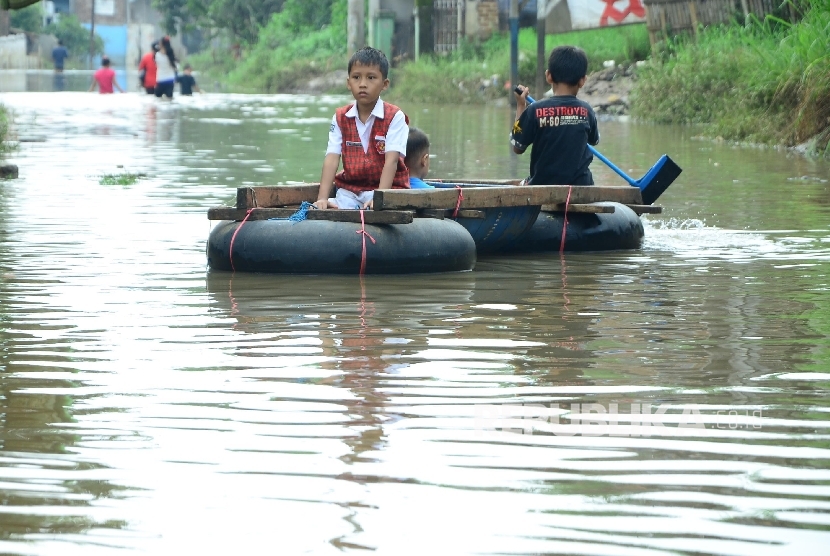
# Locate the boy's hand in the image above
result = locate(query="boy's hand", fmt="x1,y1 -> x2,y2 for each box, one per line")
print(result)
313,199 -> 329,210
514,84 -> 529,110
363,200 -> 373,210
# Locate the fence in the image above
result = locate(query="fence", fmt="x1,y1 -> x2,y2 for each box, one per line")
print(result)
434,0 -> 463,53
644,0 -> 793,44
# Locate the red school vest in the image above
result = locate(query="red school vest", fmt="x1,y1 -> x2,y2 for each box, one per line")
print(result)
333,102 -> 410,193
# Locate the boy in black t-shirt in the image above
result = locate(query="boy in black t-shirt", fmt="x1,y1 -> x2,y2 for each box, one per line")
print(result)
176,64 -> 202,96
511,46 -> 599,185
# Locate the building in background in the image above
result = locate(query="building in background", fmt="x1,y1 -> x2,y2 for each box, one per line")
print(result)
68,0 -> 179,68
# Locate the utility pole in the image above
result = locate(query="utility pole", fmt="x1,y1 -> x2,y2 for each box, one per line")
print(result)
89,0 -> 96,69
413,5 -> 419,62
536,0 -> 547,97
368,0 -> 379,48
347,0 -> 364,55
509,0 -> 518,105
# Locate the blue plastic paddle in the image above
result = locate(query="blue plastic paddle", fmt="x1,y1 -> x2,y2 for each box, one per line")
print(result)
515,88 -> 681,204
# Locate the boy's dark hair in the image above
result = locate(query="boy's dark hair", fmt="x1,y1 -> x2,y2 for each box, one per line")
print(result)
405,127 -> 430,164
348,47 -> 389,78
101,56 -> 111,67
183,63 -> 192,70
160,36 -> 176,69
547,46 -> 588,86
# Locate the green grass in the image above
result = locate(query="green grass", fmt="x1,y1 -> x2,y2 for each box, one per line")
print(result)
99,173 -> 146,186
192,0 -> 348,93
631,0 -> 830,155
193,9 -> 649,102
0,104 -> 13,161
389,25 -> 650,104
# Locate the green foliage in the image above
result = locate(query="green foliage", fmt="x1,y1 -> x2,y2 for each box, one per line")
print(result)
99,172 -> 146,186
194,0 -> 346,93
45,14 -> 104,58
152,0 -> 284,44
10,2 -> 42,33
390,25 -> 651,104
632,0 -> 830,153
279,0 -> 339,33
0,104 -> 15,162
529,24 -> 651,73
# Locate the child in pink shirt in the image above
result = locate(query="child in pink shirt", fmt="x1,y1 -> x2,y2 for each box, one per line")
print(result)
88,56 -> 124,94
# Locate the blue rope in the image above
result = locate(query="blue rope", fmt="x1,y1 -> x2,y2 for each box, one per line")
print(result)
268,201 -> 316,222
289,201 -> 315,222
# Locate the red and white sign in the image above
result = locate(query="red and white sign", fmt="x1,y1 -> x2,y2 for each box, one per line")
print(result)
543,0 -> 647,30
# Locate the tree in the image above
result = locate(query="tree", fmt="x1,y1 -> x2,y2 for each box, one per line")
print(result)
281,0 -> 339,32
9,2 -> 41,33
152,0 -> 285,45
45,14 -> 104,58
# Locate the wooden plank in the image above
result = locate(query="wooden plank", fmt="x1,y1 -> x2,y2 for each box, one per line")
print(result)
689,1 -> 699,36
542,203 -> 616,213
373,185 -> 643,210
418,209 -> 445,220
541,203 -> 663,214
208,207 -> 413,224
627,205 -> 663,214
236,184 -> 320,209
417,209 -> 487,219
427,178 -> 523,186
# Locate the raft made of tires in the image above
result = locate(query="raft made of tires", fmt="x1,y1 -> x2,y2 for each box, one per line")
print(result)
207,217 -> 477,274
513,202 -> 644,252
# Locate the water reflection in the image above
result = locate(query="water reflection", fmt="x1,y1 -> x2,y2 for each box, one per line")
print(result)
0,88 -> 829,554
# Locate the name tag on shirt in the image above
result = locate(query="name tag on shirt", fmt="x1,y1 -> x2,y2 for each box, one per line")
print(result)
345,141 -> 362,147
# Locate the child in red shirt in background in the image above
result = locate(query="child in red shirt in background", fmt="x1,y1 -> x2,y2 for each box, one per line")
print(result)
88,56 -> 124,94
138,42 -> 159,94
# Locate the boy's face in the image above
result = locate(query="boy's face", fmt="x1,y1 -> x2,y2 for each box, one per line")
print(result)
346,62 -> 389,108
184,68 -> 192,75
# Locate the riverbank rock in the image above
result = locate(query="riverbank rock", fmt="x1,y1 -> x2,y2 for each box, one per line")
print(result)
301,70 -> 348,94
295,64 -> 639,115
581,64 -> 637,116
1,164 -> 19,179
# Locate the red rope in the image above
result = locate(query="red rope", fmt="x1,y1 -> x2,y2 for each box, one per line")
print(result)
559,186 -> 572,254
229,208 -> 256,272
452,185 -> 464,219
356,209 -> 376,275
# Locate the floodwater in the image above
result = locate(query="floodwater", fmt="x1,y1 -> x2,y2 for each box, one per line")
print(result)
1,72 -> 830,555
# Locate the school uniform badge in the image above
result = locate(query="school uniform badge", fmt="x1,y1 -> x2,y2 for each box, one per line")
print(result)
375,136 -> 386,154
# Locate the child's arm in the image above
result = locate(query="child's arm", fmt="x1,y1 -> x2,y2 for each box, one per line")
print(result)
114,79 -> 124,93
88,78 -> 96,92
512,85 -> 530,154
366,151 -> 400,209
514,85 -> 529,119
314,153 -> 341,210
194,81 -> 203,93
588,109 -> 600,146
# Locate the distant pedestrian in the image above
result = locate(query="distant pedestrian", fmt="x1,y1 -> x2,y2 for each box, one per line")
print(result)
154,36 -> 178,99
138,41 -> 159,95
51,40 -> 68,73
176,64 -> 202,95
88,56 -> 124,94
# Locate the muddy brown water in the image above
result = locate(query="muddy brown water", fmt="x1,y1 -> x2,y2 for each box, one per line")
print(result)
1,78 -> 830,554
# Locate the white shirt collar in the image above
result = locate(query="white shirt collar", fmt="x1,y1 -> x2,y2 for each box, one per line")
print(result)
345,98 -> 385,119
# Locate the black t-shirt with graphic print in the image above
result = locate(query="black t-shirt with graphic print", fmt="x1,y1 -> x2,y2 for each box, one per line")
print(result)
510,95 -> 599,185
